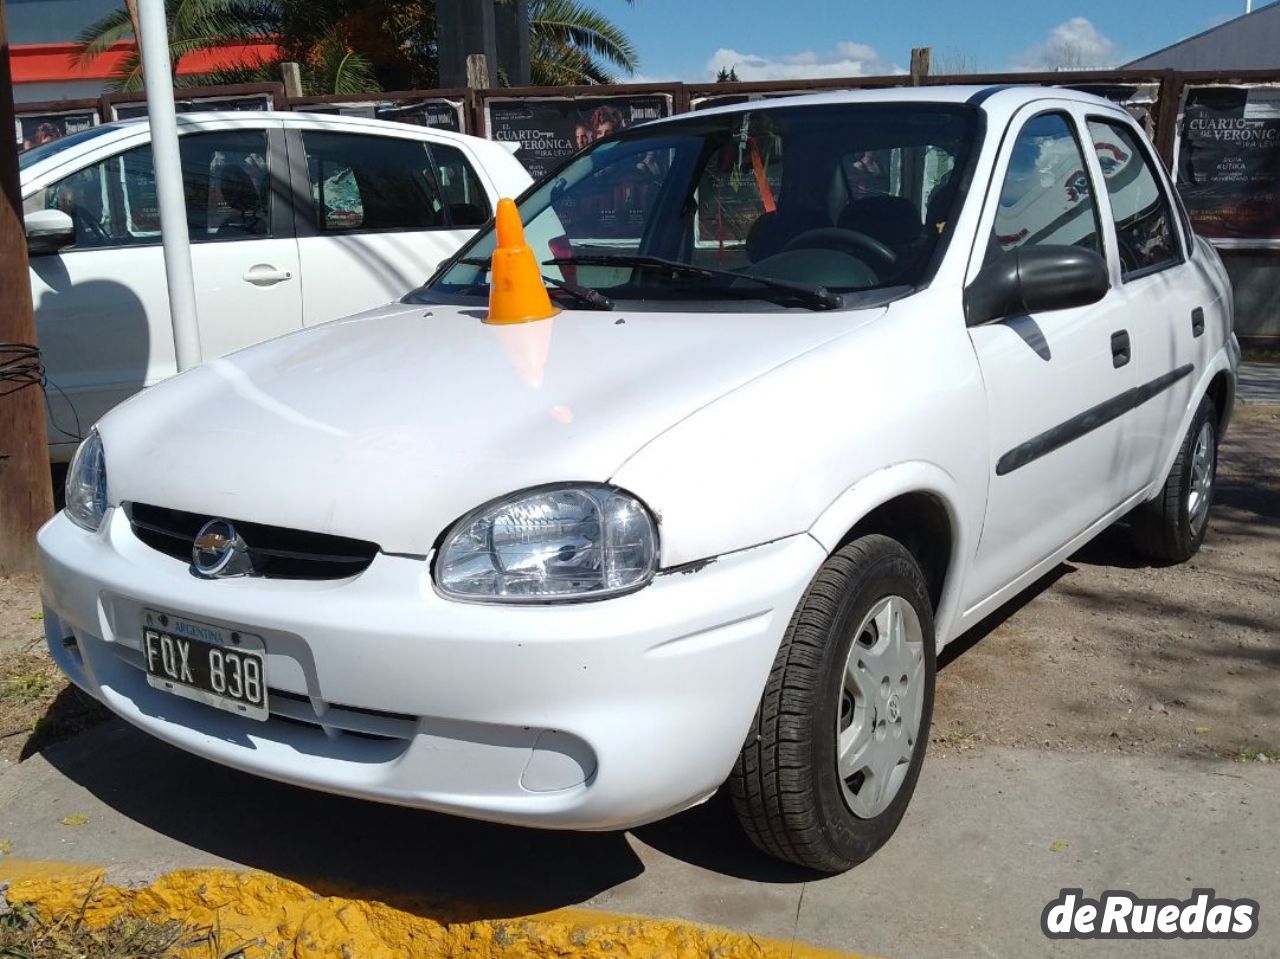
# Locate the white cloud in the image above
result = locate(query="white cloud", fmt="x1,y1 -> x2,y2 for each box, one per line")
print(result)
705,42 -> 902,82
1014,17 -> 1119,70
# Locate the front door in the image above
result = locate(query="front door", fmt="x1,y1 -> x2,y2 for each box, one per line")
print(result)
27,124 -> 302,458
962,105 -> 1142,612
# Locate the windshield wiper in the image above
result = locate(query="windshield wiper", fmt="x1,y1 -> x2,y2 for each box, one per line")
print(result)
542,254 -> 841,311
456,258 -> 613,310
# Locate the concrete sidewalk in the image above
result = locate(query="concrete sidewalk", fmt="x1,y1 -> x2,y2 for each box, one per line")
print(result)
1,719 -> 1275,958
1239,361 -> 1280,404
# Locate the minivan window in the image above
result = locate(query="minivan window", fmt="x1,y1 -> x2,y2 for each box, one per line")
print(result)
302,131 -> 446,232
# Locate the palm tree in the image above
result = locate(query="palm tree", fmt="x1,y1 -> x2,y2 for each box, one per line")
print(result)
77,0 -> 638,94
527,0 -> 637,85
75,0 -> 277,91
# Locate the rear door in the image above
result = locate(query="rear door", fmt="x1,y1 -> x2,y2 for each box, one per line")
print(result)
1083,114 -> 1203,488
963,104 -> 1144,609
25,121 -> 301,458
285,123 -> 493,325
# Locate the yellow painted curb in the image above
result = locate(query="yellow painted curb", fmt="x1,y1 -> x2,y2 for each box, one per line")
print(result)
0,860 -> 876,959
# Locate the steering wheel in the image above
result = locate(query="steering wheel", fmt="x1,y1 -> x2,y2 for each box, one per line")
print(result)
782,227 -> 897,269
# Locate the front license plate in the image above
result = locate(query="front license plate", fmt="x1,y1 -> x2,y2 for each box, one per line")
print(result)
143,613 -> 268,721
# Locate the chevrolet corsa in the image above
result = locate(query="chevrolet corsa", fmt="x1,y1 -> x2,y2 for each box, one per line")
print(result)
40,87 -> 1239,872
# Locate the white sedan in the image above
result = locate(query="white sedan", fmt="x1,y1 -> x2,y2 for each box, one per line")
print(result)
39,85 -> 1237,872
19,112 -> 531,461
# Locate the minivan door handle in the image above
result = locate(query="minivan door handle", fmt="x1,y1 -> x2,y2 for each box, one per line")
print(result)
1192,307 -> 1205,338
1111,330 -> 1131,368
243,264 -> 293,286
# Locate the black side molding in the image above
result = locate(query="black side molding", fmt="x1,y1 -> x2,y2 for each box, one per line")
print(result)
996,364 -> 1195,476
967,84 -> 1020,106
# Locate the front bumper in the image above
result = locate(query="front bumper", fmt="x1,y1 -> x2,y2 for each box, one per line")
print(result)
38,509 -> 825,830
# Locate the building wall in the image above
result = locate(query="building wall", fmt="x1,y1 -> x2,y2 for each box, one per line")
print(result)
1126,3 -> 1280,70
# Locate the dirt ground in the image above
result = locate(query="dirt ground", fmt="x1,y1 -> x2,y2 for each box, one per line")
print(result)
1,403 -> 1277,769
935,402 -> 1280,762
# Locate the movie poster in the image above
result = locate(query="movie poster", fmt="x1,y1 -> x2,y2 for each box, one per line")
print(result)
1176,85 -> 1280,244
15,111 -> 97,150
296,99 -> 465,132
484,94 -> 672,179
111,94 -> 275,120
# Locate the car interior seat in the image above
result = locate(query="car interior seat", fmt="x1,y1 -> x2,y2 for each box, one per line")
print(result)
214,165 -> 266,237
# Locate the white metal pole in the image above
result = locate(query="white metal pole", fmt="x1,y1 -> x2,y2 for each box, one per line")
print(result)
136,0 -> 202,371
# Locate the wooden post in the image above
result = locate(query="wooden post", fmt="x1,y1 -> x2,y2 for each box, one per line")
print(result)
910,47 -> 932,86
280,61 -> 303,99
910,47 -> 932,85
0,0 -> 56,573
466,53 -> 490,89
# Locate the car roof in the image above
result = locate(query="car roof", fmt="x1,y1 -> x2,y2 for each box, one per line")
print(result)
105,109 -> 490,146
661,83 -> 1130,124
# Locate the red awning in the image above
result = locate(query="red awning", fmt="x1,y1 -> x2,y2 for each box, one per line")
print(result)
10,40 -> 281,84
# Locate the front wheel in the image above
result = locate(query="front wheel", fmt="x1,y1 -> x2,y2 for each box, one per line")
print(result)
729,534 -> 935,873
1131,395 -> 1218,563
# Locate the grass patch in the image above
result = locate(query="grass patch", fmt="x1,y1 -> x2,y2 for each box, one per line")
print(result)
934,725 -> 984,747
0,652 -> 109,763
1231,748 -> 1280,764
0,900 -> 265,959
0,665 -> 58,706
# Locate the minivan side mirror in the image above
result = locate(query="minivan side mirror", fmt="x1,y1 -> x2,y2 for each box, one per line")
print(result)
964,246 -> 1109,327
25,208 -> 76,255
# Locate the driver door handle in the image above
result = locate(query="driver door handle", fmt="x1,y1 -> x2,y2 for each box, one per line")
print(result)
243,264 -> 293,286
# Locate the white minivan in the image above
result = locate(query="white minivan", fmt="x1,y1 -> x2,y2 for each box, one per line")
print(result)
19,112 -> 531,461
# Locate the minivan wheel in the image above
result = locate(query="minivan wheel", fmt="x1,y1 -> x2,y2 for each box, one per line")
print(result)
729,534 -> 935,873
1131,395 -> 1218,564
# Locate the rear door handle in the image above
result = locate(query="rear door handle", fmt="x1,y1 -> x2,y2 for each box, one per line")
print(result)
1192,307 -> 1205,338
1111,330 -> 1130,368
242,264 -> 293,286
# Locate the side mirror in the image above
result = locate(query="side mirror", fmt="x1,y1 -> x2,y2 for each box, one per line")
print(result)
964,246 -> 1109,326
25,208 -> 75,255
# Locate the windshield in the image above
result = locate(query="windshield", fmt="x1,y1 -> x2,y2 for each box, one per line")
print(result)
421,102 -> 978,309
18,126 -> 114,172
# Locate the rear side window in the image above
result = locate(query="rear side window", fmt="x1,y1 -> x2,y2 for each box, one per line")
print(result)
988,112 -> 1102,262
1086,119 -> 1180,278
302,131 -> 446,232
430,143 -> 491,227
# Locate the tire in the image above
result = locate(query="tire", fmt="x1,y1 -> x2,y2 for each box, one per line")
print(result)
1131,395 -> 1218,564
729,534 -> 935,873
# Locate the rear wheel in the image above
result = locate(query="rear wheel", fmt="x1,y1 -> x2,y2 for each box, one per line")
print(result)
730,534 -> 935,873
1131,395 -> 1218,563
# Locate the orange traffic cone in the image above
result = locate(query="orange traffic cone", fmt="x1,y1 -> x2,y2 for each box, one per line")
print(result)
485,198 -> 559,325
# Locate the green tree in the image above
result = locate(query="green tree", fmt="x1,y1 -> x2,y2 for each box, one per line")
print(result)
715,65 -> 738,82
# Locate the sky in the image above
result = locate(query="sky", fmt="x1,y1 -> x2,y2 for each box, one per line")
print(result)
597,0 -> 1272,82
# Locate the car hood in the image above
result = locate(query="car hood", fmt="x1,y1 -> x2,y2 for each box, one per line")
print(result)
99,300 -> 879,554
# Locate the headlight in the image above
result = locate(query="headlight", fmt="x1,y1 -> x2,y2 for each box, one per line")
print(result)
436,485 -> 658,602
65,429 -> 109,532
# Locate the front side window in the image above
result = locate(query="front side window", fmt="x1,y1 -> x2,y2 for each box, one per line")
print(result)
1087,118 -> 1179,278
430,143 -> 491,227
302,131 -> 445,232
989,112 -> 1102,260
26,129 -> 272,250
423,103 -> 979,309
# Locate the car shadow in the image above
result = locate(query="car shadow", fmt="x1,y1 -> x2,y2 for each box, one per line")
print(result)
38,719 -> 644,919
